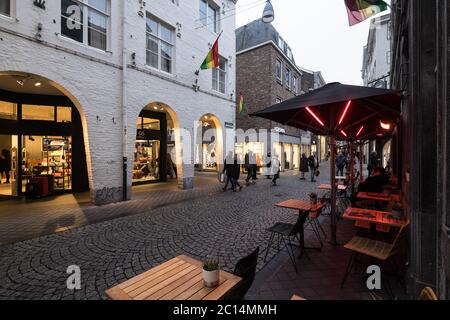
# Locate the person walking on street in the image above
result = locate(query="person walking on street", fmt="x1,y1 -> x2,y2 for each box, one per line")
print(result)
222,151 -> 235,192
271,154 -> 281,186
300,153 -> 308,180
336,152 -> 346,177
232,154 -> 243,192
308,152 -> 319,182
0,149 -> 11,184
263,153 -> 272,179
245,150 -> 257,185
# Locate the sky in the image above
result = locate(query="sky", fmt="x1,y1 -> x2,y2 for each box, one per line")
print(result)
235,0 -> 391,85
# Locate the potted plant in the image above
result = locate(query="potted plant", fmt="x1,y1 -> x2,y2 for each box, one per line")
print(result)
309,192 -> 318,206
203,257 -> 220,288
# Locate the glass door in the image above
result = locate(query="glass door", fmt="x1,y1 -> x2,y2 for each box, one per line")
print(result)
0,135 -> 19,198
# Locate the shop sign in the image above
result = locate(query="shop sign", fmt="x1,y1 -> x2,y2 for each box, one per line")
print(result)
225,122 -> 234,129
273,127 -> 286,134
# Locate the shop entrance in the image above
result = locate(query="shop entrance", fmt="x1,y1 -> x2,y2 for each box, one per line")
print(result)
133,110 -> 167,185
0,75 -> 89,199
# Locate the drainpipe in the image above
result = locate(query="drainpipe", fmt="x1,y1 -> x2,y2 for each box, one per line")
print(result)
121,0 -> 128,201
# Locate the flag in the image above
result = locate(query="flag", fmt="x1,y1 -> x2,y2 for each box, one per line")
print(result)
200,33 -> 222,70
239,94 -> 246,115
344,0 -> 388,26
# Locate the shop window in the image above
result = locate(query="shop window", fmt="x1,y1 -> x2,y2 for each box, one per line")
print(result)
137,117 -> 161,130
57,106 -> 72,123
0,100 -> 17,120
133,140 -> 161,182
146,14 -> 174,73
22,105 -> 55,121
61,0 -> 110,51
0,0 -> 10,17
143,117 -> 160,130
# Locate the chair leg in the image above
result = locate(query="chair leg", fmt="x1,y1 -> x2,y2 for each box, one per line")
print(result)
311,220 -> 323,248
283,237 -> 298,273
341,253 -> 357,288
264,233 -> 275,262
315,219 -> 327,239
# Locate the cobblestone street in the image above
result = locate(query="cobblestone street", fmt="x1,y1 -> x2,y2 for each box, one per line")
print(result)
0,165 -> 336,300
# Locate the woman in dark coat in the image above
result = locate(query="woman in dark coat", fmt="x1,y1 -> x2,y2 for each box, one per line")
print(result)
232,154 -> 242,192
299,153 -> 309,180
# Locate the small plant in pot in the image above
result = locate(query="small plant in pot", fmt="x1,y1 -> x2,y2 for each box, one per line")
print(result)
203,257 -> 220,288
309,192 -> 318,206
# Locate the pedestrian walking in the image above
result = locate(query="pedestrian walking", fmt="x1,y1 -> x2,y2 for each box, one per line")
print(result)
336,152 -> 346,177
299,153 -> 308,180
262,153 -> 272,179
232,154 -> 243,192
222,151 -> 235,192
0,149 -> 11,184
271,154 -> 281,186
308,152 -> 319,182
245,150 -> 257,185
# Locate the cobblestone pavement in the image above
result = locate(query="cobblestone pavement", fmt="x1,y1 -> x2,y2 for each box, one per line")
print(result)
0,173 -> 221,245
0,165 -> 335,300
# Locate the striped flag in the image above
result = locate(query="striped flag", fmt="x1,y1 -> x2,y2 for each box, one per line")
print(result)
200,32 -> 222,70
344,0 -> 388,26
239,94 -> 246,115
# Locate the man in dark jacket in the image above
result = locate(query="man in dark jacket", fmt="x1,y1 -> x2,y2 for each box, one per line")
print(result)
308,153 -> 319,182
358,167 -> 390,193
336,152 -> 346,177
300,154 -> 309,180
222,152 -> 235,192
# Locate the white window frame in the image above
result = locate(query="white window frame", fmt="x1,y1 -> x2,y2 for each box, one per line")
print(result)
200,0 -> 219,34
293,76 -> 298,94
212,56 -> 227,94
60,0 -> 111,51
146,14 -> 175,74
285,68 -> 292,90
0,0 -> 13,19
276,59 -> 282,82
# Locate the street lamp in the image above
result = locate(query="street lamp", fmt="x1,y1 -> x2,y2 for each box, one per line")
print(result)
262,0 -> 274,23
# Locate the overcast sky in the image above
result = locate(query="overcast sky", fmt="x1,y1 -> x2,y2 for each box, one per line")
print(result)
235,0 -> 391,85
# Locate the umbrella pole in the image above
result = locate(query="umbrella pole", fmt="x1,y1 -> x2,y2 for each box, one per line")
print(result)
329,135 -> 338,246
350,142 -> 355,195
359,143 -> 364,183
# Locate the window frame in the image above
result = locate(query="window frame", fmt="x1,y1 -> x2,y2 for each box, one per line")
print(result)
276,59 -> 282,82
0,0 -> 13,18
212,56 -> 227,94
293,76 -> 298,95
199,0 -> 219,34
146,13 -> 175,74
285,67 -> 292,90
60,0 -> 111,51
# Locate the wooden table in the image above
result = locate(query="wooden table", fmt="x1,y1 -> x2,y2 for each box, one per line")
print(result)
357,192 -> 399,202
276,200 -> 324,258
318,184 -> 348,191
342,207 -> 407,228
105,255 -> 242,300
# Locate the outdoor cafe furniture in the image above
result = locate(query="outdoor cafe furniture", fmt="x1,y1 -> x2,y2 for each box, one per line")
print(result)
318,184 -> 348,191
342,207 -> 407,236
341,221 -> 410,289
266,200 -> 325,263
105,255 -> 242,300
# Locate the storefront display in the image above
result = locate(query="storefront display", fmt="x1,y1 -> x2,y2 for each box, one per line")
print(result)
133,140 -> 160,182
0,93 -> 89,198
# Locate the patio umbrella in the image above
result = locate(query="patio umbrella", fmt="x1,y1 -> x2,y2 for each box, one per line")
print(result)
251,82 -> 402,245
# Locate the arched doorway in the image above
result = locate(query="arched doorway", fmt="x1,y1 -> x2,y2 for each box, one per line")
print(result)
195,114 -> 223,173
0,72 -> 89,200
132,102 -> 181,185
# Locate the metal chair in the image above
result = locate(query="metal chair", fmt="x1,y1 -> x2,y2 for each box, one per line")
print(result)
341,221 -> 410,288
224,247 -> 260,300
305,200 -> 327,247
263,214 -> 305,273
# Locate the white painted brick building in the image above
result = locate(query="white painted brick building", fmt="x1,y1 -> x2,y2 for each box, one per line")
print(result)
0,0 -> 237,204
